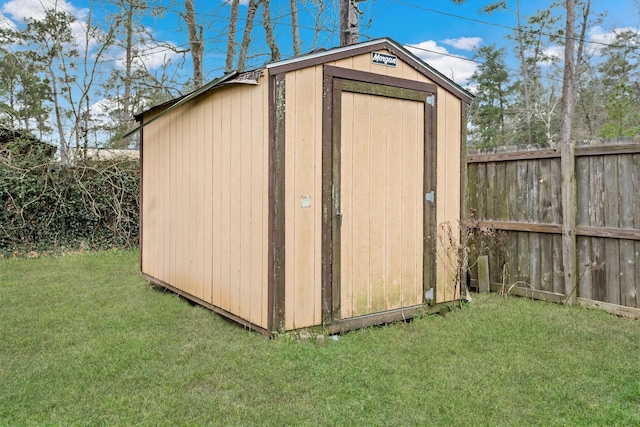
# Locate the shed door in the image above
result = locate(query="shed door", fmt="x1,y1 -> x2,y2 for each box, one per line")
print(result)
322,75 -> 436,323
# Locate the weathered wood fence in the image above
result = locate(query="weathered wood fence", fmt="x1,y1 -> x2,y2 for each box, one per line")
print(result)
467,138 -> 640,317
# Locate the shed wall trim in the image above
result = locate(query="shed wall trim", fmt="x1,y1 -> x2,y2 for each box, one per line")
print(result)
269,73 -> 287,332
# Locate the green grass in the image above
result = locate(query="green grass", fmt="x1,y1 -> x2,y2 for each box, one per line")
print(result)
1,250 -> 639,426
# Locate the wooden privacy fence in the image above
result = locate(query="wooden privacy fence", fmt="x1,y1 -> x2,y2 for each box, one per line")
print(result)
466,138 -> 640,317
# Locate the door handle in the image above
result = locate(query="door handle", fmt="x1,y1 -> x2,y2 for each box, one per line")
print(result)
336,211 -> 343,226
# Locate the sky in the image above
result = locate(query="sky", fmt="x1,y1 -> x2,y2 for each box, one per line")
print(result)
1,0 -> 639,92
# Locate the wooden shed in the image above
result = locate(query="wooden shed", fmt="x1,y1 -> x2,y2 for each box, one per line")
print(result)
136,38 -> 473,335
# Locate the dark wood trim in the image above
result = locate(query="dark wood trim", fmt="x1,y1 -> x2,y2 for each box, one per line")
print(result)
323,303 -> 448,335
575,143 -> 640,157
330,81 -> 343,321
488,282 -> 566,303
474,220 -> 640,241
467,149 -> 560,163
578,297 -> 640,319
467,143 -> 640,164
139,123 -> 144,273
576,225 -> 640,241
424,93 -> 437,303
476,220 -> 562,234
144,273 -> 273,337
321,73 -> 334,323
268,73 -> 287,332
325,65 -> 438,93
269,43 -> 384,75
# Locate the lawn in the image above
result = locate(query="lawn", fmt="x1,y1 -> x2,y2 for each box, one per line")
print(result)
1,250 -> 639,426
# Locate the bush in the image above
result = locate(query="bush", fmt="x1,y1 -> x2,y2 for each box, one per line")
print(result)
0,136 -> 139,256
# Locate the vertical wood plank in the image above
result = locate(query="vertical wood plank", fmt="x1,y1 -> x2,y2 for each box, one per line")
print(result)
550,158 -> 564,294
506,161 -> 519,287
528,160 -> 541,292
212,95 -> 222,307
618,154 -> 635,307
589,154 -> 606,303
195,98 -> 206,301
339,91 -> 354,319
239,88 -> 253,320
220,90 -> 232,312
603,154 -> 620,304
538,159 -> 553,292
284,73 -> 296,329
385,97 -> 403,309
516,160 -> 530,285
250,84 -> 265,325
202,97 -> 213,304
169,111 -> 178,287
634,154 -> 640,308
292,68 -> 317,328
351,92 -> 372,316
561,143 -> 577,304
575,156 -> 592,299
401,98 -> 420,308
369,96 -> 388,313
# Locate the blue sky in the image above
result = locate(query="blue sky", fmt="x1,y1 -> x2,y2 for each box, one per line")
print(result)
1,0 -> 638,88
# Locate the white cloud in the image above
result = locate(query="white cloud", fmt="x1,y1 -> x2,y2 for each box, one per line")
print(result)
2,0 -> 87,23
538,45 -> 564,65
588,26 -> 640,55
406,40 -> 477,85
0,12 -> 16,30
442,37 -> 482,51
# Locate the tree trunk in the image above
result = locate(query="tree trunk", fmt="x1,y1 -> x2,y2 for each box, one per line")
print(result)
261,0 -> 280,62
48,62 -> 68,163
184,0 -> 203,88
224,0 -> 239,73
123,4 -> 133,124
237,0 -> 258,72
560,0 -> 576,144
515,0 -> 533,145
290,0 -> 300,56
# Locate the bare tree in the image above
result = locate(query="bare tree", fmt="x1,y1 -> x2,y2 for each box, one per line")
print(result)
560,0 -> 576,145
224,0 -> 240,73
290,0 -> 301,56
261,0 -> 281,62
183,0 -> 204,88
236,0 -> 259,72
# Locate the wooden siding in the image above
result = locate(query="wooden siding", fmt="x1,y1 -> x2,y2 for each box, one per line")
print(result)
141,81 -> 270,329
435,87 -> 462,303
283,65 -> 324,330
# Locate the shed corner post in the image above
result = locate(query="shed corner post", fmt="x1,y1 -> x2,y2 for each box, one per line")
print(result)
561,142 -> 577,304
459,102 -> 469,300
269,72 -> 287,332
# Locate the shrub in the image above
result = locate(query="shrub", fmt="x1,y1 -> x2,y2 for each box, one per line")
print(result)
0,135 -> 139,256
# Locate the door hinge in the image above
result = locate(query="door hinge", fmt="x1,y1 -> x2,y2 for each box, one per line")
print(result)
426,95 -> 435,107
425,191 -> 435,203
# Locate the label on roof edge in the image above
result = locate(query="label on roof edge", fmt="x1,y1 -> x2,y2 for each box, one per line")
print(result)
371,52 -> 397,67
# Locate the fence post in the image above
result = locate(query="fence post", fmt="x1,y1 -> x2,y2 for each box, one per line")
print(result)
561,143 -> 577,304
